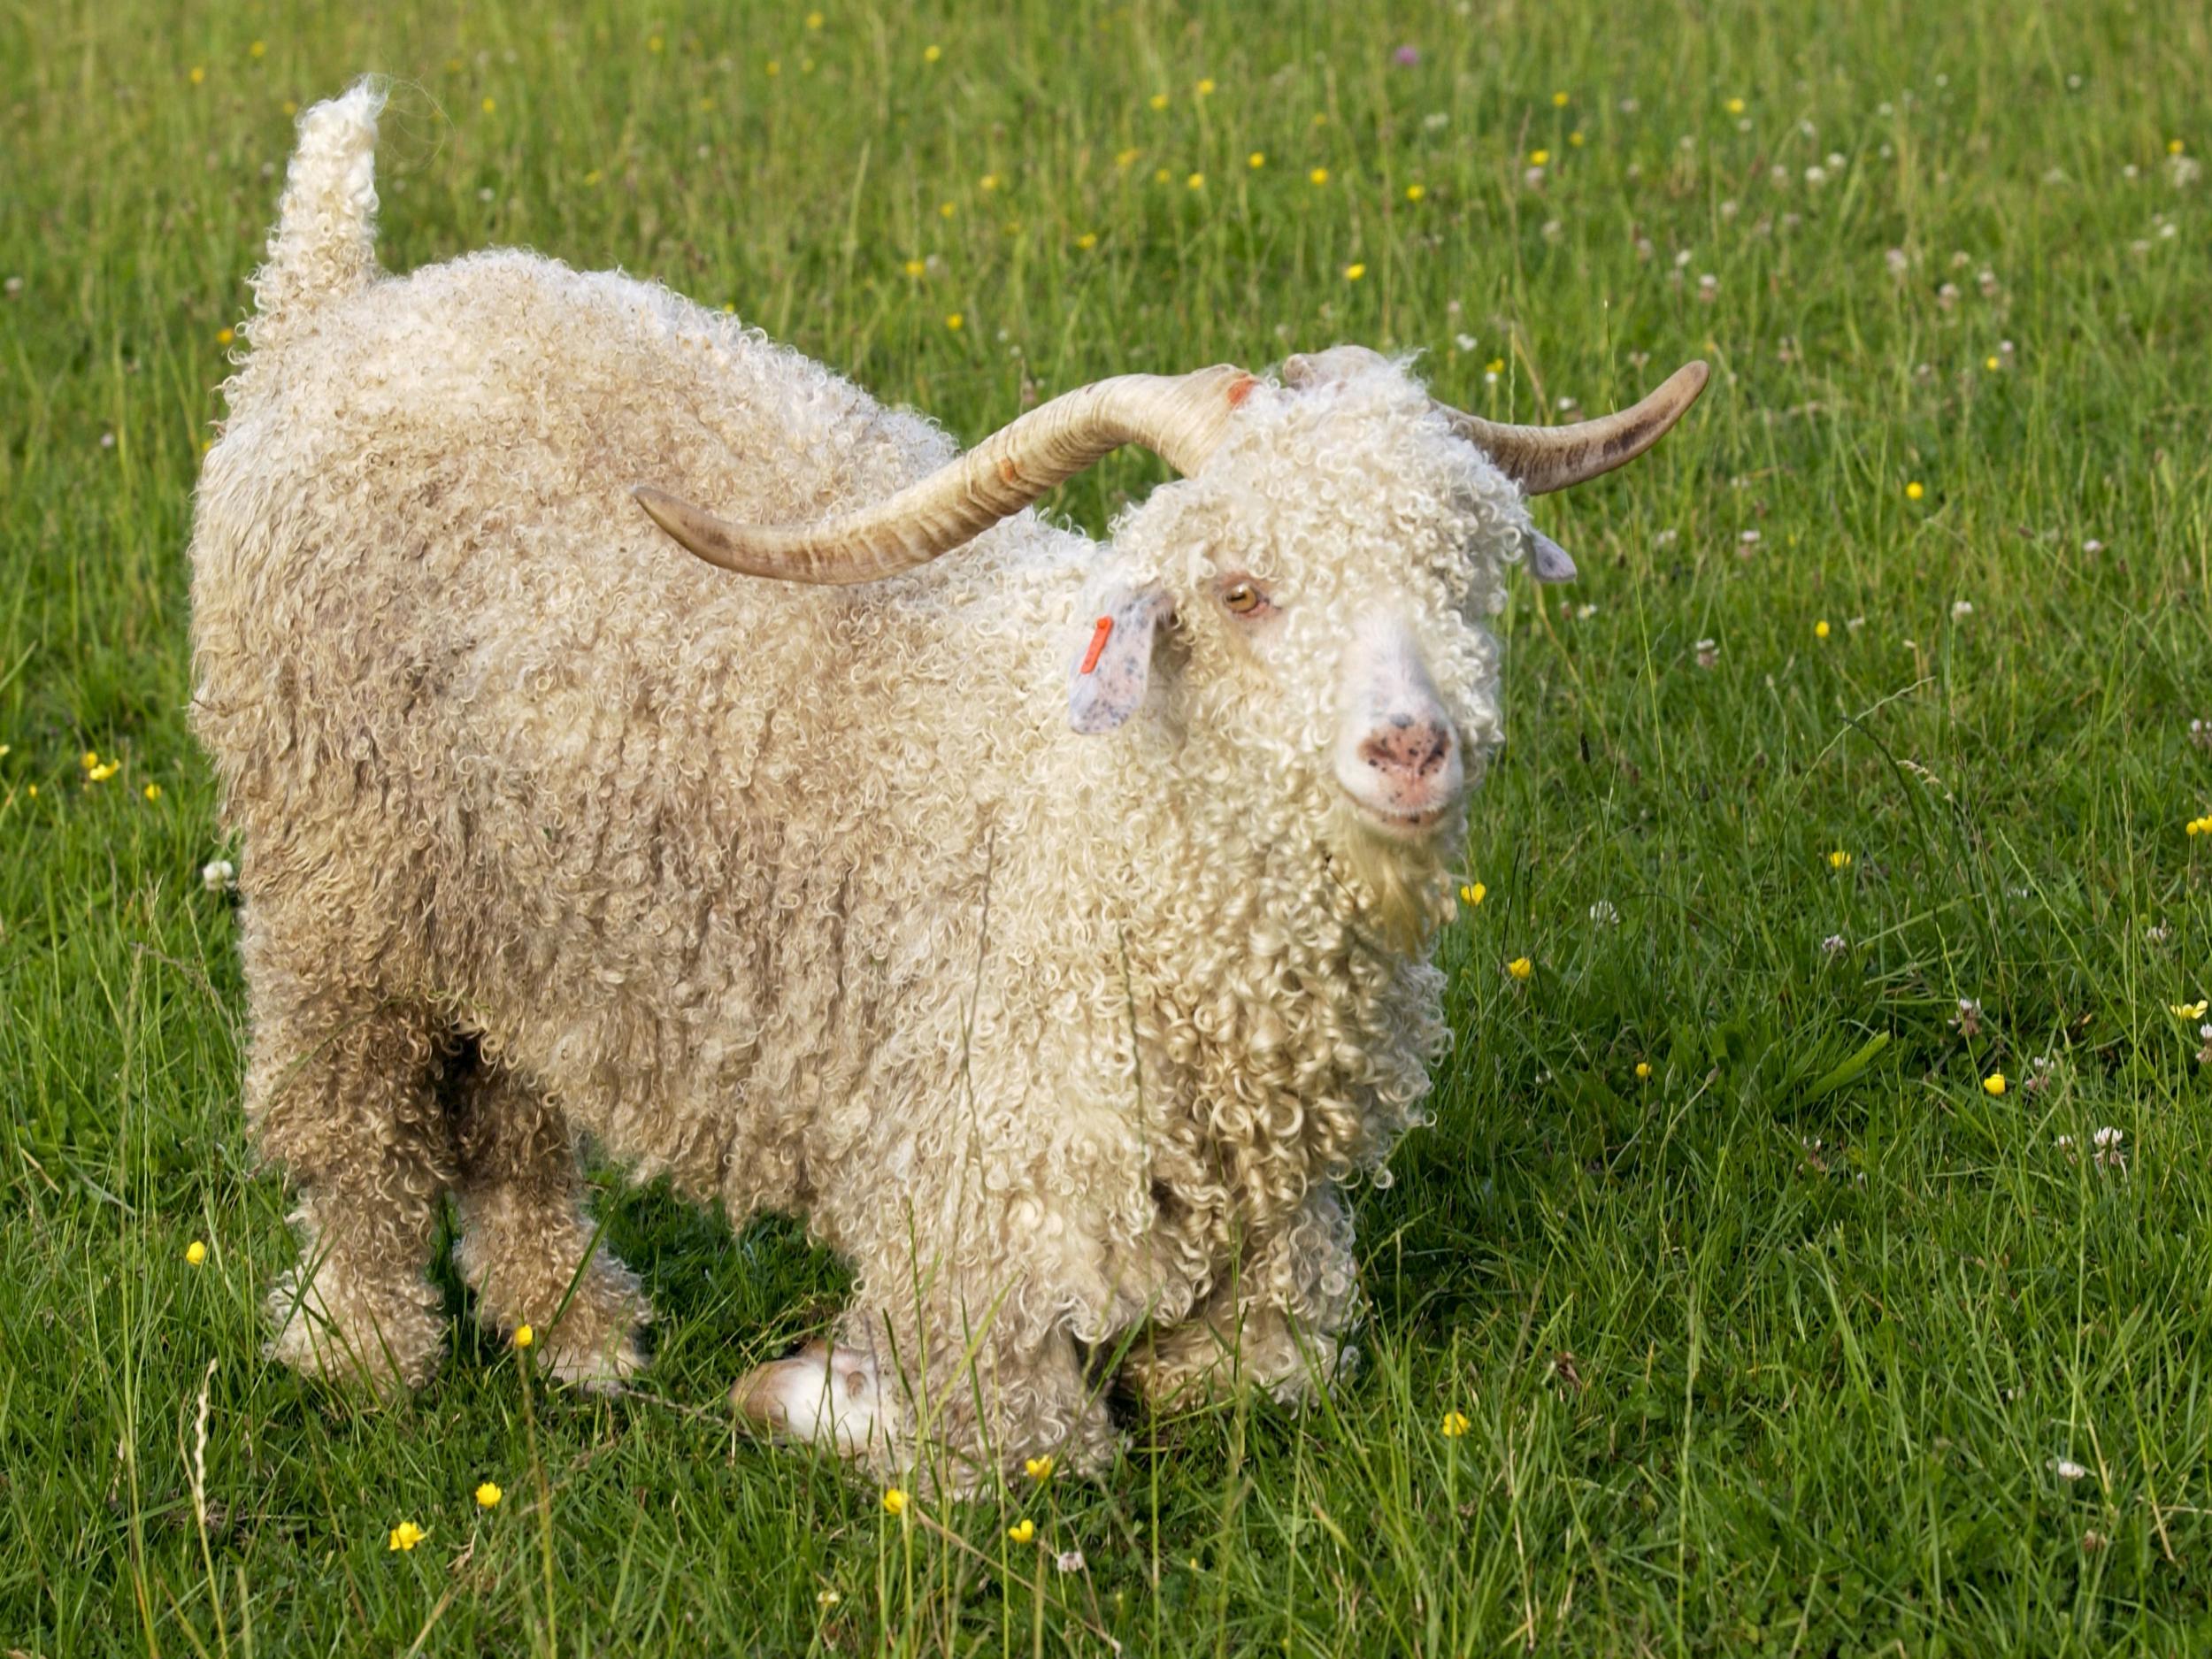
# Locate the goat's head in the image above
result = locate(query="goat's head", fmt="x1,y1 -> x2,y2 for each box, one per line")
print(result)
635,345 -> 1702,926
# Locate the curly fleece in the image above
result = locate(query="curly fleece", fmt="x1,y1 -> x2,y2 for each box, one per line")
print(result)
190,82 -> 1540,1483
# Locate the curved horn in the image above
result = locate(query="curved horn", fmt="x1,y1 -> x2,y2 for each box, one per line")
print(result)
1437,360 -> 1709,495
634,365 -> 1258,585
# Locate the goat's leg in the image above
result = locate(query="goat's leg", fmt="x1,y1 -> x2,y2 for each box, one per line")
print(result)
248,990 -> 455,1396
734,1206 -> 1118,1491
1123,1183 -> 1360,1410
449,1051 -> 649,1390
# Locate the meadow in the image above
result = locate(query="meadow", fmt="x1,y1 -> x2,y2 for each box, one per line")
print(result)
4,0 -> 2211,1651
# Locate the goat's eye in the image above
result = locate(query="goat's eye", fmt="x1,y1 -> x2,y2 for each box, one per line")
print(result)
1220,578 -> 1268,616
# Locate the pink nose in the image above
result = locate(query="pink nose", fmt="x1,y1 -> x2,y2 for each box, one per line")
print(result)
1356,715 -> 1456,804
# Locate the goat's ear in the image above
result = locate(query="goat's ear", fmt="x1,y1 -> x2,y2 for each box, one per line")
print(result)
1525,528 -> 1578,583
1069,585 -> 1174,734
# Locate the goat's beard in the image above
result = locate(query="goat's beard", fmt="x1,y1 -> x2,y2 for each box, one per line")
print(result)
1327,799 -> 1458,956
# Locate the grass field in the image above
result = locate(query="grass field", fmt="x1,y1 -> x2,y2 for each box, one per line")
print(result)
5,0 -> 2212,1651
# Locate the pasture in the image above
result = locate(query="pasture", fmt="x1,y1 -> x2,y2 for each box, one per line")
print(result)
4,0 -> 2210,1650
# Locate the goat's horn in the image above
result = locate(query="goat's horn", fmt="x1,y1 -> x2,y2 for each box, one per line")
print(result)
1436,360 -> 1709,495
634,365 -> 1258,586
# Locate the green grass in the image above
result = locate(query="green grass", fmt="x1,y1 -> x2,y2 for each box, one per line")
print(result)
5,0 -> 2212,1650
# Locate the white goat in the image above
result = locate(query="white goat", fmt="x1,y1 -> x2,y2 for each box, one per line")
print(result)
189,81 -> 1702,1485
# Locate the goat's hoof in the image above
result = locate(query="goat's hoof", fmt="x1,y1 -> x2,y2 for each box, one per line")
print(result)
546,1335 -> 648,1395
733,1340 -> 884,1453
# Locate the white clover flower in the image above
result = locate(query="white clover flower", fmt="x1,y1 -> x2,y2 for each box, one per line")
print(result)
1820,933 -> 1847,957
1055,1549 -> 1087,1575
201,858 -> 237,893
1588,900 -> 1618,925
1951,600 -> 1974,619
2051,1458 -> 2089,1481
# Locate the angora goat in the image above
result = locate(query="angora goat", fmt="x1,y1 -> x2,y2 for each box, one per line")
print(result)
188,81 -> 1704,1486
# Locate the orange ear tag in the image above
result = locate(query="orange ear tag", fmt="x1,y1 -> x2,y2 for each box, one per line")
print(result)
1079,616 -> 1113,675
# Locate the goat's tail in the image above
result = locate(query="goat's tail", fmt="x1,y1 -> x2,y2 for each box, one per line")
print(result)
249,78 -> 386,339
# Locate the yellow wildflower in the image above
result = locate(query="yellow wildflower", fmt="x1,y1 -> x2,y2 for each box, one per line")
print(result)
249,40 -> 265,58
1195,78 -> 1215,96
1025,1454 -> 1055,1481
1529,148 -> 1550,166
481,96 -> 495,113
944,312 -> 964,331
1115,147 -> 1140,168
924,43 -> 941,63
1008,1517 -> 1035,1543
1248,150 -> 1266,169
882,1486 -> 908,1516
1635,1062 -> 1652,1080
475,1481 -> 503,1509
1440,1410 -> 1470,1437
1828,849 -> 1852,870
805,12 -> 824,28
1309,167 -> 1329,186
1485,357 -> 1505,374
88,761 -> 121,782
1906,480 -> 1924,501
218,326 -> 234,346
1507,956 -> 1532,980
281,99 -> 298,116
980,173 -> 1001,191
939,201 -> 956,217
1343,262 -> 1366,280
1075,232 -> 1097,250
1404,183 -> 1425,201
189,65 -> 205,85
185,1240 -> 207,1266
1725,96 -> 1746,115
1148,93 -> 1168,111
81,750 -> 98,770
1551,90 -> 1569,107
647,33 -> 664,51
1815,619 -> 1831,640
2169,138 -> 2185,155
2173,1001 -> 2209,1020
1983,1072 -> 2007,1097
765,59 -> 780,76
1569,130 -> 1585,147
143,783 -> 162,802
902,257 -> 925,277
1186,172 -> 1205,189
388,1521 -> 426,1552
1459,881 -> 1486,907
513,1324 -> 534,1348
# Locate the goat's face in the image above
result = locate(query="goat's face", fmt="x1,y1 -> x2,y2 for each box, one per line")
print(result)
1070,349 -> 1567,860
636,340 -> 1696,912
